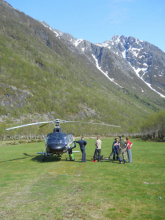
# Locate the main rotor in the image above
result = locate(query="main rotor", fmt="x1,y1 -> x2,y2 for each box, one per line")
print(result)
5,119 -> 121,131
53,119 -> 65,128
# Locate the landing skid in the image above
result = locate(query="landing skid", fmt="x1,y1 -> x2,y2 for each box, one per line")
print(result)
37,152 -> 62,162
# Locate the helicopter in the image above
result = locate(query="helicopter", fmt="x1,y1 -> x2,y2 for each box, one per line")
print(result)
5,119 -> 121,162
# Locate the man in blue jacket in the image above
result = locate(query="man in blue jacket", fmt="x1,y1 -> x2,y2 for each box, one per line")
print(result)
113,138 -> 119,161
75,137 -> 87,162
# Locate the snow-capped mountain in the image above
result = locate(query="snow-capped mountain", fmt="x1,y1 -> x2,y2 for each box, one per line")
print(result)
42,21 -> 165,98
97,36 -> 165,97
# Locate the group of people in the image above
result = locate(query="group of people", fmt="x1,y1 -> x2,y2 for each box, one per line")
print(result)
109,136 -> 132,164
75,136 -> 132,163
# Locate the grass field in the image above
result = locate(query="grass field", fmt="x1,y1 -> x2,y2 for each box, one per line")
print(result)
0,138 -> 165,220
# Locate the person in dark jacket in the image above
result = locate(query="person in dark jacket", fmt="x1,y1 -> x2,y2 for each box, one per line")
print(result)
75,137 -> 87,162
113,138 -> 119,160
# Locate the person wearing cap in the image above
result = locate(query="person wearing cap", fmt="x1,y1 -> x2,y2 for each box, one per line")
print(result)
75,137 -> 87,162
94,136 -> 102,162
118,136 -> 127,164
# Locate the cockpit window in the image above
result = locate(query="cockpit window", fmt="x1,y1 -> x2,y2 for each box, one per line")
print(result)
47,133 -> 67,144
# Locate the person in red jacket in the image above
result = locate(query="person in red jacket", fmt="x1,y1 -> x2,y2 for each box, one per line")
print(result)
126,137 -> 133,163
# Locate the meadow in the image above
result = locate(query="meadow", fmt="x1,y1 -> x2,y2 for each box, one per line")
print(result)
0,138 -> 164,219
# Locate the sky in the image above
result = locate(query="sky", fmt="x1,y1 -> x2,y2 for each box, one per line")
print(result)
6,0 -> 165,52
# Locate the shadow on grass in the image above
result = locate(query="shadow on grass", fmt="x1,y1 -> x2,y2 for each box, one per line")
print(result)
31,155 -> 95,163
28,152 -> 122,164
97,159 -> 120,163
31,155 -> 62,163
64,159 -> 93,163
0,156 -> 28,163
0,152 -> 35,163
63,159 -> 120,163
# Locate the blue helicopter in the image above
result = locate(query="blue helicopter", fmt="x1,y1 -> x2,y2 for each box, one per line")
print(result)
6,119 -> 121,162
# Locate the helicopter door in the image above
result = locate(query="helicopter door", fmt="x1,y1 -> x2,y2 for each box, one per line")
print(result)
66,133 -> 74,147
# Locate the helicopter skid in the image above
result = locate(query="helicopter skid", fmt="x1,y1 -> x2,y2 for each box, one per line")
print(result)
37,152 -> 53,156
37,152 -> 62,157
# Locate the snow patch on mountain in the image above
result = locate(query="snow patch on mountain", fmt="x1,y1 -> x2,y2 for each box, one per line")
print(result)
41,21 -> 63,38
121,49 -> 127,59
74,39 -> 83,47
96,42 -> 111,49
131,65 -> 165,98
92,54 -> 122,88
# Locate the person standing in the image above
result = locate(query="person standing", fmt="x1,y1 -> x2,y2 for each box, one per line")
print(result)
126,137 -> 133,163
109,138 -> 115,159
113,138 -> 119,160
94,136 -> 102,162
75,137 -> 87,162
118,136 -> 127,164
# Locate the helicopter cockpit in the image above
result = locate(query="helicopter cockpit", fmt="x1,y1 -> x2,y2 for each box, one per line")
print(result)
47,133 -> 67,145
46,132 -> 74,154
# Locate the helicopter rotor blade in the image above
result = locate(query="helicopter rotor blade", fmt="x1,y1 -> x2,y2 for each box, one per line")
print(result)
39,123 -> 51,128
5,119 -> 121,131
63,121 -> 121,128
5,121 -> 54,131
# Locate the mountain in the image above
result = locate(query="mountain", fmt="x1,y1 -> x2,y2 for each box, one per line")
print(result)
44,23 -> 165,98
0,0 -> 165,136
97,36 -> 165,97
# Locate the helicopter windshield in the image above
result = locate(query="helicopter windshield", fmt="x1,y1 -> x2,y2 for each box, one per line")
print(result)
47,133 -> 67,145
66,133 -> 74,147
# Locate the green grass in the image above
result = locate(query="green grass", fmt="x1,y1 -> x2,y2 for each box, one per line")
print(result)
0,139 -> 165,219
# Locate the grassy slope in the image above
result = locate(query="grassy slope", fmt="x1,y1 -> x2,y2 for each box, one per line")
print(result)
0,139 -> 164,219
0,1 -> 165,135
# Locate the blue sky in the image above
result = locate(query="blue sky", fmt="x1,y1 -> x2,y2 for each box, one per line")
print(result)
7,0 -> 165,52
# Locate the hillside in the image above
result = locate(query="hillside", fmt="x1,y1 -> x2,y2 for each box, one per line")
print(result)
0,0 -> 165,136
52,25 -> 165,98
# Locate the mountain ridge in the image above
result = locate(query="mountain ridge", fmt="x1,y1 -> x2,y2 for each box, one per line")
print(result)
0,0 -> 165,135
42,21 -> 165,98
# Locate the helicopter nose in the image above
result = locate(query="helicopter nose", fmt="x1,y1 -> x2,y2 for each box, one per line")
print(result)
47,144 -> 67,153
